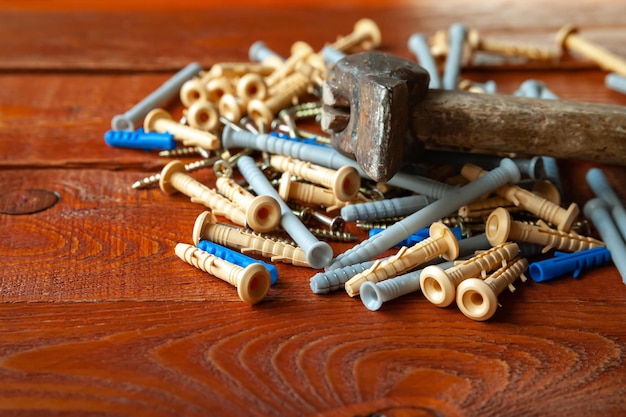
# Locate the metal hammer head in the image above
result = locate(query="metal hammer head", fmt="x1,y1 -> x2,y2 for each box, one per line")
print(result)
321,51 -> 430,182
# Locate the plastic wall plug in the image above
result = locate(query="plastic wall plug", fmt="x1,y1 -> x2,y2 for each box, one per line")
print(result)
528,247 -> 612,282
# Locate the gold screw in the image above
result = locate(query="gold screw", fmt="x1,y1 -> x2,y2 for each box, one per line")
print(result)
557,24 -> 626,76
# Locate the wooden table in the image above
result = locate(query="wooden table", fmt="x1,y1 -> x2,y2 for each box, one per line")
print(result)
2,1 -> 626,415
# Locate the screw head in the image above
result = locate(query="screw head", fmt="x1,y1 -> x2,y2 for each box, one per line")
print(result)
329,216 -> 346,233
556,24 -> 579,50
353,18 -> 382,50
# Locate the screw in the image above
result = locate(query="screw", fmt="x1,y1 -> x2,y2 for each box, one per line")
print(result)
310,209 -> 345,232
175,242 -> 270,305
290,205 -> 313,223
144,108 -> 220,151
327,18 -> 381,53
158,146 -> 210,158
557,24 -> 626,77
467,29 -> 559,61
212,148 -> 254,179
131,157 -> 218,190
356,217 -> 407,230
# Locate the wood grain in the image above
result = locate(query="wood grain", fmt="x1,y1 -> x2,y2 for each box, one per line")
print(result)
0,301 -> 624,416
2,0 -> 626,415
1,2 -> 626,71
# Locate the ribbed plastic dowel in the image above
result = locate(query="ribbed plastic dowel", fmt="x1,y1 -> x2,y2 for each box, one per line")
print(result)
408,33 -> 442,89
583,198 -> 626,284
236,155 -> 333,269
587,168 -> 626,239
442,23 -> 467,90
310,259 -> 378,294
341,194 -> 434,222
222,126 -> 456,198
327,159 -> 521,270
197,239 -> 279,285
360,260 -> 456,311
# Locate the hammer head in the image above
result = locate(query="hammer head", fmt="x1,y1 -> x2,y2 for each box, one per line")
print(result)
321,51 -> 430,182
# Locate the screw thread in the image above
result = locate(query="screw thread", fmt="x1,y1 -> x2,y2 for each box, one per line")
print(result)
132,158 -> 215,190
479,38 -> 558,60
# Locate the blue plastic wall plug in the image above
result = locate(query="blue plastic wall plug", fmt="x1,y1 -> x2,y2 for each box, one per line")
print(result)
197,240 -> 278,285
528,247 -> 612,282
104,128 -> 177,151
268,132 -> 328,148
369,226 -> 463,247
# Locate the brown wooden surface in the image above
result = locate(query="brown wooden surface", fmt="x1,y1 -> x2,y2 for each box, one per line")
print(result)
1,1 -> 626,416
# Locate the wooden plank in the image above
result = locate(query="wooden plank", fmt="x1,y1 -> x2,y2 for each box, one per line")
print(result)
1,167 -> 625,305
2,1 -> 626,415
0,300 -> 624,416
1,4 -> 625,71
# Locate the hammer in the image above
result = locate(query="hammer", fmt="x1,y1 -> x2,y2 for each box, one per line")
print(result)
321,51 -> 626,182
